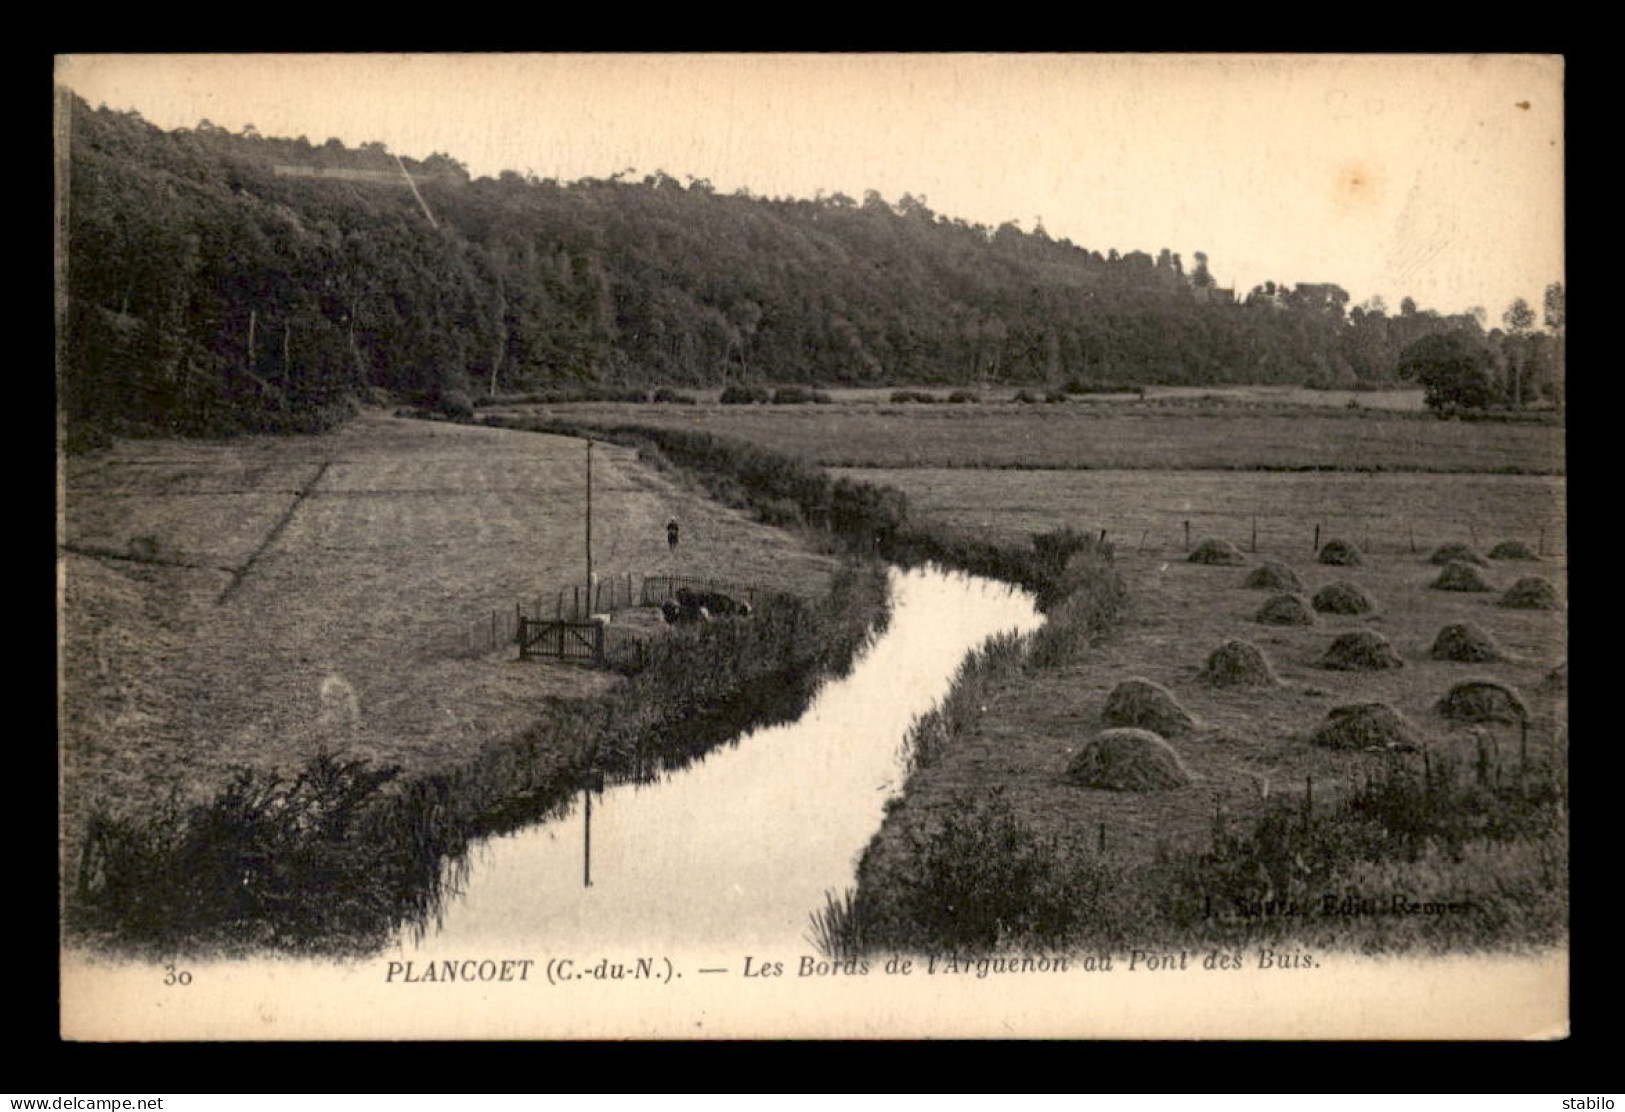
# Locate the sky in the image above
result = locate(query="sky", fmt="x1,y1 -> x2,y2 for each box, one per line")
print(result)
56,53 -> 1565,320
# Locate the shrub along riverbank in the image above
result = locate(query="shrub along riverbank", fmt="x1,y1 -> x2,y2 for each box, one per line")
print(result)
68,416 -> 1121,957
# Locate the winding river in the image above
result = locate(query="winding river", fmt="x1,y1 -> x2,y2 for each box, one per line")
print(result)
391,564 -> 1043,958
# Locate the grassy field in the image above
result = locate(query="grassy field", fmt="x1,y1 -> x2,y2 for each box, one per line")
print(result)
831,468 -> 1567,565
60,394 -> 1567,955
59,411 -> 842,847
489,400 -> 1563,473
815,384 -> 1433,411
845,467 -> 1567,953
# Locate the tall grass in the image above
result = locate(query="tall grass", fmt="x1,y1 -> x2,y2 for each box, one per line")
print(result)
68,565 -> 893,957
847,741 -> 1568,956
807,888 -> 865,959
69,415 -> 1130,956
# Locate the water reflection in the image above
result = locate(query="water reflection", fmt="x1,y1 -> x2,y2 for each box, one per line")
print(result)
393,565 -> 1042,956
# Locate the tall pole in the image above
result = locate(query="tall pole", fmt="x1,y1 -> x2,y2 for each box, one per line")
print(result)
583,786 -> 593,888
585,440 -> 594,617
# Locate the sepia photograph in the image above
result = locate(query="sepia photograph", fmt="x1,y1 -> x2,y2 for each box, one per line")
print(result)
54,53 -> 1566,1041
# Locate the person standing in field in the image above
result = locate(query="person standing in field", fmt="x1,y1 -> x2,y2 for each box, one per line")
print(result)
667,519 -> 680,554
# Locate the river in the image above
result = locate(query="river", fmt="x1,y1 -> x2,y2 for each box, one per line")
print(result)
389,564 -> 1043,958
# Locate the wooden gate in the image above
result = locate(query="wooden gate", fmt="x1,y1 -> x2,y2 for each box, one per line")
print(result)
518,618 -> 605,663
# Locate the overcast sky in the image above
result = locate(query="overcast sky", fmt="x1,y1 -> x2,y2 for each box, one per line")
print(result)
57,53 -> 1564,320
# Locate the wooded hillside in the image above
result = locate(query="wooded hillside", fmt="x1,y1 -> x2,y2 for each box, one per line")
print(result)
59,92 -> 1553,441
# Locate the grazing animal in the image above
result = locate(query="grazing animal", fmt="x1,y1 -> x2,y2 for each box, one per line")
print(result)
675,587 -> 750,618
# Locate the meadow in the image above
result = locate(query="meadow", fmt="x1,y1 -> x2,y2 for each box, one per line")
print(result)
59,412 -> 843,847
520,390 -> 1562,956
491,398 -> 1563,473
831,468 -> 1567,565
60,394 -> 1567,956
848,529 -> 1568,954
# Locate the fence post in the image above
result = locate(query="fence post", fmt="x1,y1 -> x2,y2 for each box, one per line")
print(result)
1520,719 -> 1530,782
1302,774 -> 1313,829
1538,526 -> 1546,556
1097,821 -> 1106,855
1183,520 -> 1191,551
1137,529 -> 1148,553
1409,524 -> 1416,555
1250,516 -> 1257,553
1313,523 -> 1321,553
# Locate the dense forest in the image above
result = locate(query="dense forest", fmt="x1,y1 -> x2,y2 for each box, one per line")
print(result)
57,92 -> 1566,441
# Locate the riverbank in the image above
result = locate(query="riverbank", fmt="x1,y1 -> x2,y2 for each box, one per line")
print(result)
842,539 -> 1568,957
60,413 -> 871,955
63,411 -> 1103,957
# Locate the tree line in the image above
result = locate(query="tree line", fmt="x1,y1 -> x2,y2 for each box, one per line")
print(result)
58,92 -> 1564,442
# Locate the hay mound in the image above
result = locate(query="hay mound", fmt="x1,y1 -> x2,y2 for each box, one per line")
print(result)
1431,561 -> 1493,592
1201,640 -> 1278,687
1188,538 -> 1247,566
1489,540 -> 1540,561
1437,680 -> 1528,724
1429,623 -> 1508,663
1243,561 -> 1305,592
1318,539 -> 1363,566
1255,593 -> 1315,626
1064,728 -> 1198,791
1102,678 -> 1198,736
1313,581 -> 1374,615
1429,542 -> 1490,567
1311,702 -> 1420,751
1500,576 -> 1561,610
1320,630 -> 1404,671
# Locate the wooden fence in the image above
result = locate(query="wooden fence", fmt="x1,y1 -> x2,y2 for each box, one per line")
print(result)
445,571 -> 766,664
520,572 -> 641,623
517,617 -> 606,663
639,574 -> 757,608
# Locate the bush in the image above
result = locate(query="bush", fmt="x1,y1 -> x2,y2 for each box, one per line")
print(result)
1397,332 -> 1498,414
651,387 -> 697,404
1063,378 -> 1145,397
946,390 -> 980,404
771,386 -> 832,405
437,390 -> 474,420
720,385 -> 771,405
889,389 -> 937,404
887,792 -> 1080,951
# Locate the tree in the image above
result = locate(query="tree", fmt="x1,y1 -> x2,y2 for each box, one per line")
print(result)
1190,252 -> 1215,288
1543,280 -> 1566,410
1543,281 -> 1565,333
1502,297 -> 1536,335
1501,297 -> 1537,407
1397,332 -> 1496,414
